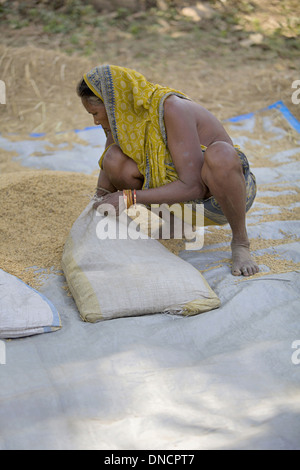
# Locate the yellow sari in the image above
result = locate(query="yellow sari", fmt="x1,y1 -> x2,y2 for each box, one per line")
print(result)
83,64 -> 189,190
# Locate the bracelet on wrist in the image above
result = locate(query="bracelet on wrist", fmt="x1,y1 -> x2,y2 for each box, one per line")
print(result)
123,189 -> 137,209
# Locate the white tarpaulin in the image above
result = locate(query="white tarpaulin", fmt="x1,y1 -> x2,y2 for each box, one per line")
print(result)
0,102 -> 299,450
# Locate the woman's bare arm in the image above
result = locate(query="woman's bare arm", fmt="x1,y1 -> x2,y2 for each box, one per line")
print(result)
135,97 -> 208,205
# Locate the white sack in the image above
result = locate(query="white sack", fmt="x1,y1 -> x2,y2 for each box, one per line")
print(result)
62,202 -> 220,322
0,269 -> 61,339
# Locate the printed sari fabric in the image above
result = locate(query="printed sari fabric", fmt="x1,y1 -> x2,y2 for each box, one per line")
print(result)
83,64 -> 189,190
83,65 -> 256,226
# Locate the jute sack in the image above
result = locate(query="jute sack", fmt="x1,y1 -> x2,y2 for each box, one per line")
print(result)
62,202 -> 220,322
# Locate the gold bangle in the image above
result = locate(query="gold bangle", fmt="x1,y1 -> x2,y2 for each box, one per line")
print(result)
123,189 -> 133,209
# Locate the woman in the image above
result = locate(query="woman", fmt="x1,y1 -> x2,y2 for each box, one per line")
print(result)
77,64 -> 259,277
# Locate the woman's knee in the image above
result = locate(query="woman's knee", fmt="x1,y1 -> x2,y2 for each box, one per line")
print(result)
102,144 -> 126,173
102,144 -> 143,188
204,141 -> 242,175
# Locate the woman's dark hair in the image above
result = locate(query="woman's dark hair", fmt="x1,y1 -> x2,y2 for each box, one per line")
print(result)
76,78 -> 102,105
76,78 -> 94,97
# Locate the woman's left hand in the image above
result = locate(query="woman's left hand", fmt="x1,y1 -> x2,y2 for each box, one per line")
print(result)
93,192 -> 126,216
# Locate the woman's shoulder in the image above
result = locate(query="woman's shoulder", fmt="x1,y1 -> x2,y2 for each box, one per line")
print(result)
164,94 -> 206,125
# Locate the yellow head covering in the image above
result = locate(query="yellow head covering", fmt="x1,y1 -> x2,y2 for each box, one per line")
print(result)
83,65 -> 189,189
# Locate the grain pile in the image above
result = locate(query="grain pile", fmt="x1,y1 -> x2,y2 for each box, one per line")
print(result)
0,170 -> 96,287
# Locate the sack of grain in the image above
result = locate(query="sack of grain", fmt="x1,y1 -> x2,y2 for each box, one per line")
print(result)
62,202 -> 220,322
0,269 -> 61,339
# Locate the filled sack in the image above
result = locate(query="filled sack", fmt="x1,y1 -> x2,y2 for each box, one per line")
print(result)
62,202 -> 220,322
0,269 -> 61,338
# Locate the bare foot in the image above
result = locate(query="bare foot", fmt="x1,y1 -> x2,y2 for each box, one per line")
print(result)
231,241 -> 259,277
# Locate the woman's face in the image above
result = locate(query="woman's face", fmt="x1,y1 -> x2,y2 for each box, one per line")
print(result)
82,98 -> 110,131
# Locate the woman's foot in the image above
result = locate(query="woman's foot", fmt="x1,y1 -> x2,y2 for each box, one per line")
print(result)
231,240 -> 259,276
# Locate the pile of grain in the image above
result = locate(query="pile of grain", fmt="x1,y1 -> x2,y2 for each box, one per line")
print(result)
0,170 -> 96,287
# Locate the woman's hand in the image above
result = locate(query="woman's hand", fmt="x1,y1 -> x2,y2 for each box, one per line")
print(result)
93,191 -> 126,217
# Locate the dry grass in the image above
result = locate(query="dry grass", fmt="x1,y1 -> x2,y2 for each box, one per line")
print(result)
0,36 -> 299,136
